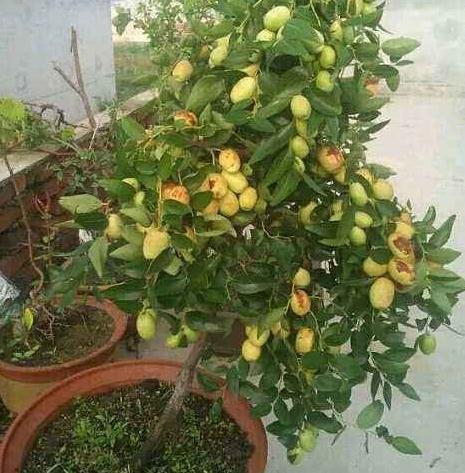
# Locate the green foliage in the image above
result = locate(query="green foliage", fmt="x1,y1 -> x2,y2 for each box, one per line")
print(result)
51,0 -> 464,464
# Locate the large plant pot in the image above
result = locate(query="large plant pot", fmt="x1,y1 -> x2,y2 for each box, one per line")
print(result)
0,359 -> 268,473
0,297 -> 127,413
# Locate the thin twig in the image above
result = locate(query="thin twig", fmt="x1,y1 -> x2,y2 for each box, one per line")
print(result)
133,333 -> 207,471
1,152 -> 45,297
53,27 -> 97,129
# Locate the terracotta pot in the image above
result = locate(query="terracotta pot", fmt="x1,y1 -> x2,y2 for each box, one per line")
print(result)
0,359 -> 268,473
0,297 -> 128,413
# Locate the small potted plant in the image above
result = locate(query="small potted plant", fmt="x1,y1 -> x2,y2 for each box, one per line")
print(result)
2,0 -> 464,471
0,98 -> 128,413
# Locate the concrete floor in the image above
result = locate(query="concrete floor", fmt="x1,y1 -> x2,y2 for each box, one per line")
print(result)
119,2 -> 465,472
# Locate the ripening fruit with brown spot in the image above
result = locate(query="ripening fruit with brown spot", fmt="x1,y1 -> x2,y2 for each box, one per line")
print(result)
162,182 -> 190,205
105,213 -> 123,240
295,328 -> 315,354
388,232 -> 415,260
245,326 -> 270,347
242,339 -> 261,362
219,190 -> 240,217
202,173 -> 228,199
291,289 -> 311,316
388,258 -> 415,286
372,179 -> 394,200
219,148 -> 241,173
174,110 -> 198,127
171,59 -> 193,82
221,170 -> 248,194
317,146 -> 345,174
143,228 -> 171,260
239,186 -> 258,211
363,257 -> 388,277
369,277 -> 395,310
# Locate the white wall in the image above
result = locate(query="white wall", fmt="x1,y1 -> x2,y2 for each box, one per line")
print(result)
0,0 -> 116,122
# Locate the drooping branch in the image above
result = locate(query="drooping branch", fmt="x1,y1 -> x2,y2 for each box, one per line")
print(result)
133,332 -> 207,471
53,27 -> 97,129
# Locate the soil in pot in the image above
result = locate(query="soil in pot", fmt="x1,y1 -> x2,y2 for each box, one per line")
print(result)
22,380 -> 253,473
0,306 -> 113,367
0,400 -> 13,438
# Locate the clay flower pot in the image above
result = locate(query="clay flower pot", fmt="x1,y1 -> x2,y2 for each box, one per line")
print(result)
0,359 -> 268,473
0,297 -> 127,413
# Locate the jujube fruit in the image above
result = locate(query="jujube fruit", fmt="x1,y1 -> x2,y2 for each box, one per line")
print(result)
105,213 -> 123,240
246,326 -> 270,347
219,148 -> 241,173
316,70 -> 335,93
172,59 -> 193,82
363,257 -> 388,277
317,146 -> 344,174
291,135 -> 310,158
230,77 -> 257,104
293,267 -> 311,288
372,179 -> 394,200
219,190 -> 240,216
239,186 -> 258,211
143,228 -> 170,260
295,328 -> 315,354
136,309 -> 157,340
350,182 -> 369,207
242,339 -> 262,362
222,170 -> 248,194
388,258 -> 415,286
369,277 -> 395,310
290,95 -> 311,119
418,334 -> 437,355
349,226 -> 367,246
291,289 -> 311,316
263,6 -> 291,32
319,45 -> 336,69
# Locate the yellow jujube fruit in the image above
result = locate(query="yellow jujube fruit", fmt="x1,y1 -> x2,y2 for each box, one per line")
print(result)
271,322 -> 290,339
331,200 -> 344,214
133,191 -> 146,206
166,332 -> 183,349
291,136 -> 310,159
291,289 -> 311,316
293,267 -> 311,288
172,59 -> 193,82
334,166 -> 347,185
330,211 -> 343,222
239,186 -> 258,211
319,45 -> 336,69
221,170 -> 249,194
219,190 -> 240,217
329,20 -> 343,41
369,277 -> 395,310
246,326 -> 270,347
388,232 -> 415,260
219,148 -> 241,173
182,325 -> 199,343
242,339 -> 262,362
256,29 -> 276,42
372,179 -> 394,200
290,95 -> 311,119
105,213 -> 123,240
316,70 -> 334,93
356,168 -> 375,185
241,63 -> 260,77
317,146 -> 344,174
349,226 -> 367,246
355,211 -> 373,229
263,6 -> 291,32
395,221 -> 415,239
363,257 -> 388,277
399,211 -> 413,225
202,173 -> 228,199
174,110 -> 198,127
388,258 -> 415,286
350,182 -> 369,207
299,201 -> 318,225
136,309 -> 157,340
143,228 -> 170,260
209,45 -> 228,67
299,428 -> 318,452
295,328 -> 315,354
230,77 -> 257,104
295,119 -> 308,138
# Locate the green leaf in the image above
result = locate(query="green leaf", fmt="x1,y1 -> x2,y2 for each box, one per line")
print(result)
382,38 -> 421,58
191,191 -> 213,211
307,412 -> 342,434
258,306 -> 286,330
313,373 -> 342,392
302,352 -> 328,370
356,401 -> 384,429
185,311 -> 226,333
88,237 -> 108,278
390,436 -> 422,455
163,200 -> 191,216
233,282 -> 274,295
120,207 -> 152,226
120,116 -> 146,140
270,169 -> 301,206
397,383 -> 421,401
251,402 -> 272,418
59,194 -> 102,214
383,347 -> 416,363
197,372 -> 221,393
331,354 -> 364,380
98,179 -> 135,201
337,207 -> 356,240
186,76 -> 224,114
308,86 -> 343,117
427,248 -> 461,265
249,123 -> 293,165
109,243 -> 143,262
74,212 -> 107,231
429,215 -> 456,248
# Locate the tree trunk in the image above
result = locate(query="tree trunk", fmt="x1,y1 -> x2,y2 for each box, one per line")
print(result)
133,332 -> 207,471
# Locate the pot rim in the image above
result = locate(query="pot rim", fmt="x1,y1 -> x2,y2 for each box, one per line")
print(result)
0,297 -> 128,381
0,359 -> 268,473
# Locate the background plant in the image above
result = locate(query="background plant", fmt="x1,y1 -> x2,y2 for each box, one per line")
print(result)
54,0 -> 464,467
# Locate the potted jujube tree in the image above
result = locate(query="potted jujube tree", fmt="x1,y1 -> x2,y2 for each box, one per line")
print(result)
2,0 -> 464,471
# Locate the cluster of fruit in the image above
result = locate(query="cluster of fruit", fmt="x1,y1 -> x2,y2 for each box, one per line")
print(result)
241,267 -> 315,362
